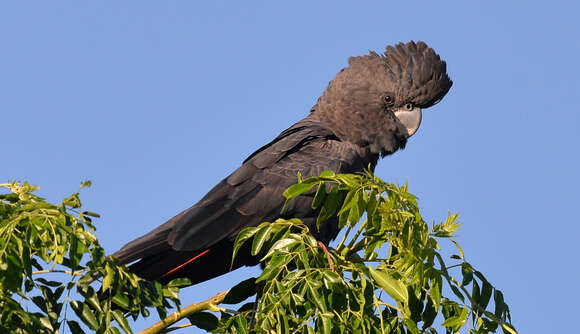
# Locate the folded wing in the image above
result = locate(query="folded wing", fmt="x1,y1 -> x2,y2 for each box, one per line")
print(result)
111,119 -> 376,283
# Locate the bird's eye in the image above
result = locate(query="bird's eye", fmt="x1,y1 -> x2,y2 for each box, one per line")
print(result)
404,103 -> 414,111
383,94 -> 395,106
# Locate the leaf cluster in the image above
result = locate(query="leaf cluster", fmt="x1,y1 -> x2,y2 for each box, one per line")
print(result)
215,171 -> 517,334
0,181 -> 188,334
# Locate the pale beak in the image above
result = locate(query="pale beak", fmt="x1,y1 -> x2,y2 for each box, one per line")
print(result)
394,107 -> 422,137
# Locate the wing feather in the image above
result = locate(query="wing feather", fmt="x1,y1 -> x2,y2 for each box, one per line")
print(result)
113,120 -> 376,265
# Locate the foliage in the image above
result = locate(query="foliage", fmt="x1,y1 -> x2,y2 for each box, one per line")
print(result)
217,171 -> 517,334
0,173 -> 517,334
0,181 -> 188,334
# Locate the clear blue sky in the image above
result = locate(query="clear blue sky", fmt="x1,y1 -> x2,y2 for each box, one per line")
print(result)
2,2 -> 579,332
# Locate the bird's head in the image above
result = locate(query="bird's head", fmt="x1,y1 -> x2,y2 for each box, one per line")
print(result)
310,41 -> 453,157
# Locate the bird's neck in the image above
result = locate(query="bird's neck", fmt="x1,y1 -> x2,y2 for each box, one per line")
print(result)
307,102 -> 407,158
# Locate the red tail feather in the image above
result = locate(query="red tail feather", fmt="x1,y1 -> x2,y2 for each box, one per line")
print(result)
163,249 -> 211,277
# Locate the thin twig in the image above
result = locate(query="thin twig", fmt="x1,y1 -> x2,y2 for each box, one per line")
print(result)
138,290 -> 229,334
335,225 -> 352,252
31,269 -> 85,276
317,241 -> 335,272
345,217 -> 367,251
163,323 -> 193,333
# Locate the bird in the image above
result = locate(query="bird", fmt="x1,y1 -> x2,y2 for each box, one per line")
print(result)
111,41 -> 453,285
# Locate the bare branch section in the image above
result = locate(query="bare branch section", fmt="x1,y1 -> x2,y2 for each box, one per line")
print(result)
139,291 -> 229,334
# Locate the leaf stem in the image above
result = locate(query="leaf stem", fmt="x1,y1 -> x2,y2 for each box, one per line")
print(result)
345,219 -> 367,252
335,225 -> 352,252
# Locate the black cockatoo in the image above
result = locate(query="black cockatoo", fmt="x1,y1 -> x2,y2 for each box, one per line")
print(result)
112,41 -> 452,285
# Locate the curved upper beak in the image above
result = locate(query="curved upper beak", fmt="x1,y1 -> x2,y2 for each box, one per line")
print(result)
394,107 -> 422,137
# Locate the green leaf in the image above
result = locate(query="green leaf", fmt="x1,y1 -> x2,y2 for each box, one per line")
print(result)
501,323 -> 518,334
338,208 -> 349,229
451,240 -> 464,259
162,286 -> 179,300
369,266 -> 408,303
167,277 -> 191,288
337,189 -> 356,216
35,278 -> 62,287
450,284 -> 465,303
188,312 -> 219,331
458,306 -> 469,328
320,312 -> 333,334
461,262 -> 473,286
67,320 -> 86,334
70,301 -> 98,330
441,305 -> 468,330
366,189 -> 378,215
256,255 -> 288,282
363,239 -> 383,261
441,315 -> 461,327
232,227 -> 259,264
472,279 -> 481,311
421,297 -> 437,329
316,186 -> 341,227
223,277 -> 257,304
78,285 -> 102,313
24,278 -> 34,292
251,224 -> 273,256
102,262 -> 115,292
429,273 -> 442,311
234,314 -> 249,334
347,191 -> 363,224
336,173 -> 360,186
321,270 -> 342,286
261,237 -> 299,260
82,211 -> 100,218
80,180 -> 93,188
110,327 -> 123,334
441,303 -> 468,332
90,246 -> 105,267
319,170 -> 335,178
32,296 -> 47,312
480,280 -> 493,310
112,310 -> 132,334
403,318 -> 421,334
112,293 -> 130,309
69,234 -> 80,270
39,317 -> 54,331
311,183 -> 326,209
63,192 -> 82,208
494,290 -> 506,318
283,182 -> 316,199
2,255 -> 22,291
307,281 -> 327,312
407,287 -> 423,322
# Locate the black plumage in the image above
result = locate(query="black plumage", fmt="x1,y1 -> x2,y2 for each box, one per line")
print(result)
112,41 -> 453,285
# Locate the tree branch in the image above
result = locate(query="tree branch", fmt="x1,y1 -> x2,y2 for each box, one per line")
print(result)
138,290 -> 229,334
31,269 -> 86,276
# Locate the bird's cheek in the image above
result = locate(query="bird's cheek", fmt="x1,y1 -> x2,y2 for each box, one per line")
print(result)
394,107 -> 422,137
